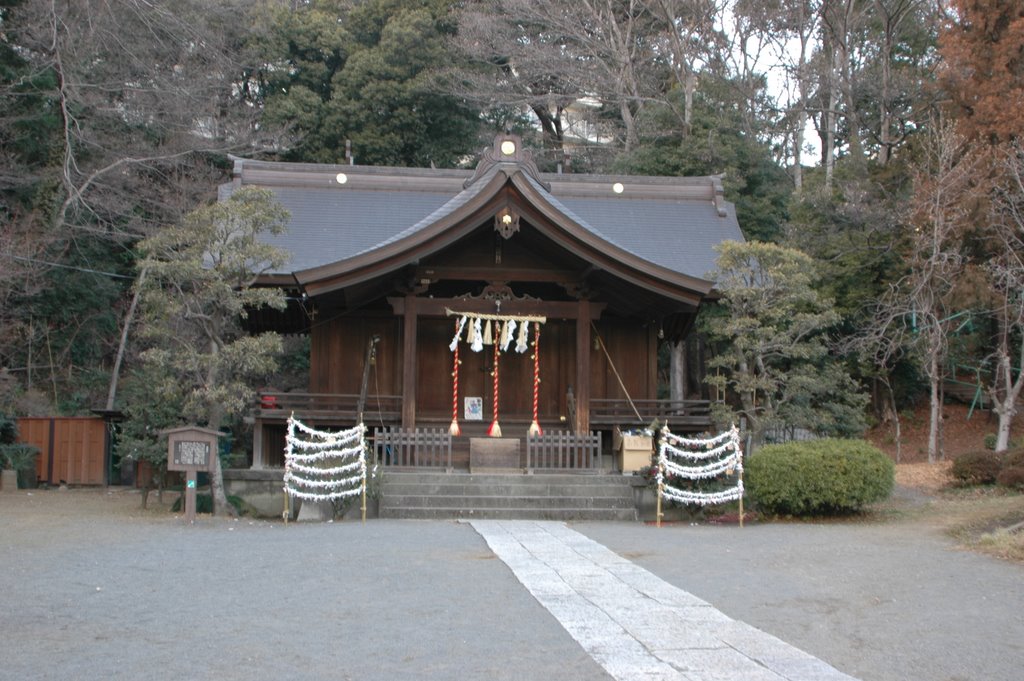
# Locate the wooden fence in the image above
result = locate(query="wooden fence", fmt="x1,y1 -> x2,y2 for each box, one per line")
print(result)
373,427 -> 452,470
590,398 -> 712,430
526,431 -> 602,472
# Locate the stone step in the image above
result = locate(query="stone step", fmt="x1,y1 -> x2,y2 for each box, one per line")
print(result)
381,471 -> 619,485
378,505 -> 638,521
381,481 -> 634,497
380,494 -> 636,511
379,470 -> 638,521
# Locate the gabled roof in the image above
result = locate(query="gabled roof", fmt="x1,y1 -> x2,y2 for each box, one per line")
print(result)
223,135 -> 744,304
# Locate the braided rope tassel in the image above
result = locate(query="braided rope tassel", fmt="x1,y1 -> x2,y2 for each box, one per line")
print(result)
529,323 -> 542,436
449,318 -> 461,436
487,342 -> 502,437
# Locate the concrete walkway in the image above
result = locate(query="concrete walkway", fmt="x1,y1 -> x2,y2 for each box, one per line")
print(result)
472,520 -> 857,681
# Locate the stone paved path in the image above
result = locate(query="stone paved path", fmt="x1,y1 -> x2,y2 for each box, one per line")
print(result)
471,519 -> 858,681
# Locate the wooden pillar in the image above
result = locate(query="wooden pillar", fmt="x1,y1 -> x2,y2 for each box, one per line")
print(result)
401,296 -> 418,429
575,300 -> 591,434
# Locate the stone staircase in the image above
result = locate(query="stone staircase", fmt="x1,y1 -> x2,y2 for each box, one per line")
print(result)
379,471 -> 638,521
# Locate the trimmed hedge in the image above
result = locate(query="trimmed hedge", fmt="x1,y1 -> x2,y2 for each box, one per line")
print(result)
951,447 -> 1024,490
950,450 -> 1003,486
996,466 -> 1024,491
1002,448 -> 1024,470
746,439 -> 895,516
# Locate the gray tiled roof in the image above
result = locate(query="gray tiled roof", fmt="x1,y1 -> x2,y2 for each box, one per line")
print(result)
558,195 -> 741,281
225,158 -> 744,284
224,185 -> 456,272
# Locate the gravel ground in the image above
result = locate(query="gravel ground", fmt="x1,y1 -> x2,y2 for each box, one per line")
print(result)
2,487 -> 1022,681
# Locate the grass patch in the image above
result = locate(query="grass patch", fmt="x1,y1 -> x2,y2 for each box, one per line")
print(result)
943,490 -> 1024,563
975,527 -> 1024,562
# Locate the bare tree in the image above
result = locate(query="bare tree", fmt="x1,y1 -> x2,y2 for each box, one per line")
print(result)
734,0 -> 821,190
863,124 -> 977,462
986,143 -> 1024,451
0,0 -> 278,407
451,0 -> 728,159
643,0 -> 726,138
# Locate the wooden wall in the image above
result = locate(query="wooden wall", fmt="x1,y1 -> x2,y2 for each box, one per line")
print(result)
19,417 -> 107,486
309,314 -> 401,395
309,311 -> 658,423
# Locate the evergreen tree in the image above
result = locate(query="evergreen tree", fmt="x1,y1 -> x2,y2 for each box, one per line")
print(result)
701,240 -> 867,450
133,188 -> 289,516
252,0 -> 481,166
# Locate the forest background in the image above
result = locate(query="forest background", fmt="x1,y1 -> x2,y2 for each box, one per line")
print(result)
1,0 -> 1022,467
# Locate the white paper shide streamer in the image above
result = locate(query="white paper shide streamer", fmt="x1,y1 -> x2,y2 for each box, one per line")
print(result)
657,424 -> 743,506
284,416 -> 366,502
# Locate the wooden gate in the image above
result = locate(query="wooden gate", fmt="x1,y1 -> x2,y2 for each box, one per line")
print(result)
18,417 -> 108,485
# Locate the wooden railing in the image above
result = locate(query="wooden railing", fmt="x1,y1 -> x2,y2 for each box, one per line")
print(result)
256,392 -> 403,425
373,427 -> 452,470
589,398 -> 712,430
526,431 -> 601,472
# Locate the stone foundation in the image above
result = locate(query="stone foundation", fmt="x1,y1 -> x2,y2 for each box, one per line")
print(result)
224,468 -> 287,518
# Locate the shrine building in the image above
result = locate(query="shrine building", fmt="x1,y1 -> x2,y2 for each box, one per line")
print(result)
230,133 -> 744,475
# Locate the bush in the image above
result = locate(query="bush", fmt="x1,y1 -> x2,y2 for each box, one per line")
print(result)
171,492 -> 244,515
950,450 -> 1003,486
996,466 -> 1024,491
0,414 -> 39,485
1002,448 -> 1024,469
746,439 -> 894,516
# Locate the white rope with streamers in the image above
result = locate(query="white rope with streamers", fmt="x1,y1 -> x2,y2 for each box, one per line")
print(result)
284,416 -> 366,502
657,424 -> 744,506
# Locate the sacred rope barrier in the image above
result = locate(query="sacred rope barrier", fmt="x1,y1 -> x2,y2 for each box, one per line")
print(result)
656,424 -> 744,528
446,308 -> 546,437
283,415 -> 367,523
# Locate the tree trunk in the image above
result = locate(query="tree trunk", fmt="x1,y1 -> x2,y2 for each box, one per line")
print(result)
205,339 -> 237,517
884,378 -> 902,464
620,99 -> 638,151
824,52 -> 838,189
927,360 -> 940,464
209,450 -> 234,517
991,349 -> 1023,452
106,268 -> 147,411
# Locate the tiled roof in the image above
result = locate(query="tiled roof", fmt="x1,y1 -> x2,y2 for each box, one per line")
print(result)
223,152 -> 744,286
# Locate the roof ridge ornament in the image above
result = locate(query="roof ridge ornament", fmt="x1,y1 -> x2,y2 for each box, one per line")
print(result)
710,174 -> 727,217
463,133 -> 551,191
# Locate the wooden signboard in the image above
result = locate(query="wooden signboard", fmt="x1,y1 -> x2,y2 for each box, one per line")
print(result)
162,426 -> 222,523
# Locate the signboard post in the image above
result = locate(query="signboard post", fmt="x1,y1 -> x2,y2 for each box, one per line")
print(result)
163,426 -> 222,524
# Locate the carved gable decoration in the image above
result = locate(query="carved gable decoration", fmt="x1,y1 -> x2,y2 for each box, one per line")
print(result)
463,133 -> 551,191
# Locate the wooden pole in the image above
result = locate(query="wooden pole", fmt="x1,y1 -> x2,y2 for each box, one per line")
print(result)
656,480 -> 664,528
185,470 -> 197,524
739,468 -> 745,529
361,472 -> 367,524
